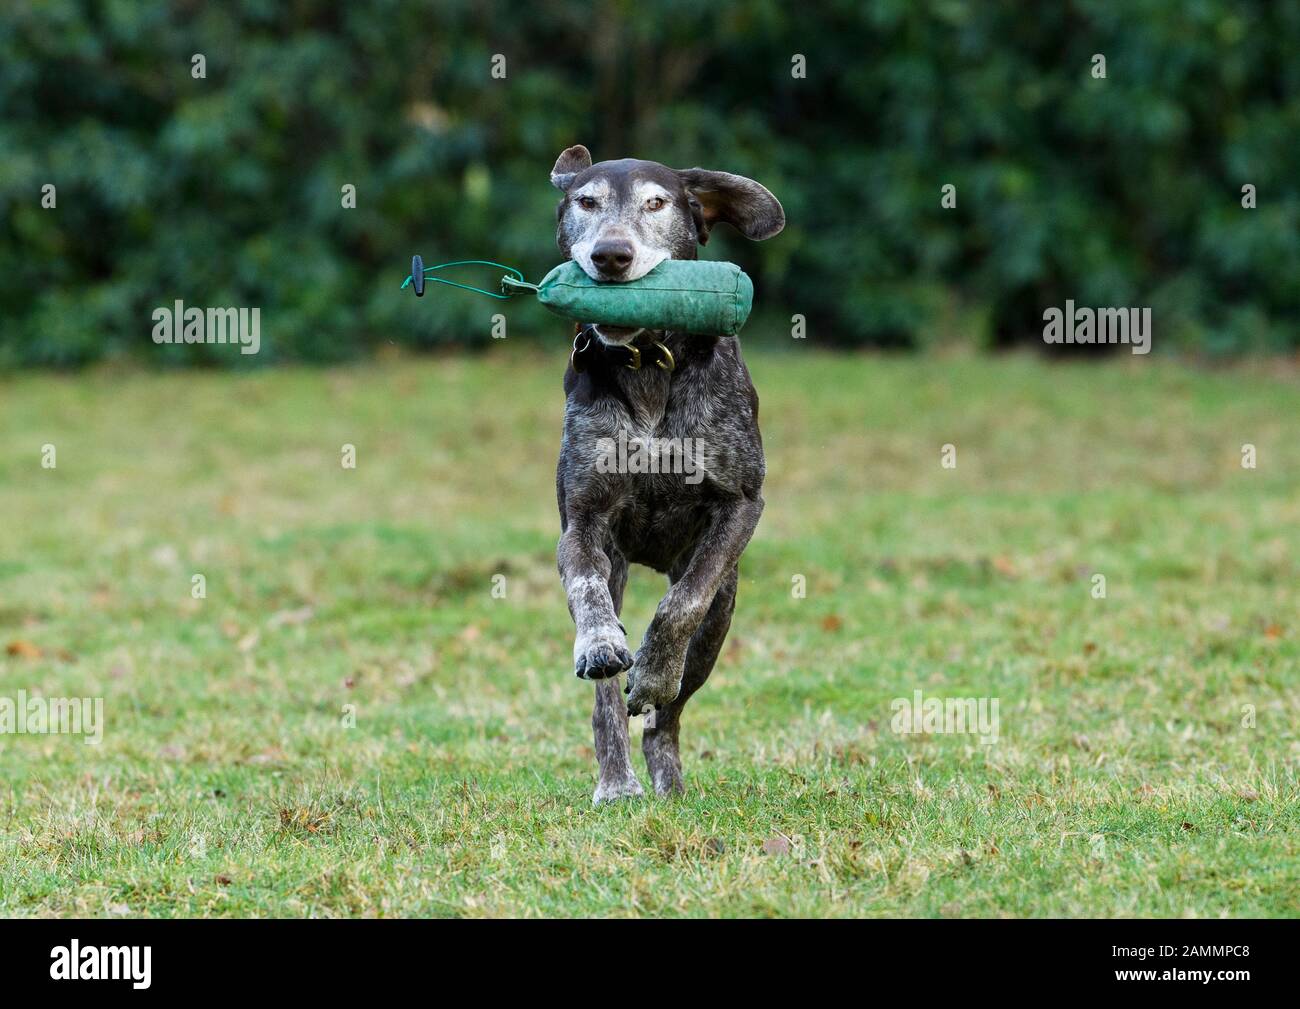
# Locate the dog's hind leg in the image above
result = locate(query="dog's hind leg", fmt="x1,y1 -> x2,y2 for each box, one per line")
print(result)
592,547 -> 644,804
625,496 -> 762,716
642,565 -> 737,796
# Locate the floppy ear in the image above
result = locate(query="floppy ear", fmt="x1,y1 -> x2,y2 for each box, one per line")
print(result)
551,145 -> 593,191
675,168 -> 785,245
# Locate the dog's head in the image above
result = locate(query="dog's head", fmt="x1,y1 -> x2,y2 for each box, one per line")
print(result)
550,145 -> 784,342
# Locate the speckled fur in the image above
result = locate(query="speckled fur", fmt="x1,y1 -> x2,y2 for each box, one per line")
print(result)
549,146 -> 784,803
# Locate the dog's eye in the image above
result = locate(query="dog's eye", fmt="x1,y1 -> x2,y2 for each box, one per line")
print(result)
644,197 -> 667,212
577,196 -> 598,211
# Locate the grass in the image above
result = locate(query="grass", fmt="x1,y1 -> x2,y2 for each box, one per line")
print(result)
1,349 -> 1298,918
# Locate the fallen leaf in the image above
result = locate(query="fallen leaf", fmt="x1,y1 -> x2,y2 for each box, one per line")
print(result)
1263,624 -> 1282,640
992,555 -> 1017,576
6,640 -> 41,658
820,614 -> 843,632
215,874 -> 232,886
268,606 -> 314,629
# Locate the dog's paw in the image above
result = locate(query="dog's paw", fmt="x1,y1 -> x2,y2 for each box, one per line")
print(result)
624,649 -> 684,716
592,774 -> 644,805
573,624 -> 633,680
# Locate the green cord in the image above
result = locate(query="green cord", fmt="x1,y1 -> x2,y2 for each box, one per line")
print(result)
399,259 -> 534,299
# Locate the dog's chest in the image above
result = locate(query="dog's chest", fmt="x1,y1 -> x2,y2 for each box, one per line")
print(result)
580,375 -> 733,569
561,338 -> 762,571
589,369 -> 719,475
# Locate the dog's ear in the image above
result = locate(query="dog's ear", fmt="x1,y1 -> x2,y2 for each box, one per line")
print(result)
551,145 -> 593,192
675,168 -> 784,245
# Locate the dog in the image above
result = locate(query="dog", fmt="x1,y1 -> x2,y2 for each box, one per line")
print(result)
550,145 -> 784,803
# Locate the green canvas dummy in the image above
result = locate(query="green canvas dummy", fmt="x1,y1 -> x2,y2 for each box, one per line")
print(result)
507,260 -> 753,336
405,257 -> 754,336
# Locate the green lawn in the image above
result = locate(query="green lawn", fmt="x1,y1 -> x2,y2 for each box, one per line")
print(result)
1,350 -> 1297,917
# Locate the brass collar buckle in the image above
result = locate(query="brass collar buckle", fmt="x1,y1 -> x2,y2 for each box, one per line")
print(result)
652,341 -> 675,372
622,340 -> 675,373
571,327 -> 676,375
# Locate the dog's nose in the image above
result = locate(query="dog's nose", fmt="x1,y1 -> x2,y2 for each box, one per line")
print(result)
590,241 -> 634,277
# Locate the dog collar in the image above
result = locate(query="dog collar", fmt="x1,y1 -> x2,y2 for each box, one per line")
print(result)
570,325 -> 676,374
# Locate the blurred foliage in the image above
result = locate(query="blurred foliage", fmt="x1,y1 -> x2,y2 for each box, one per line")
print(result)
0,0 -> 1296,366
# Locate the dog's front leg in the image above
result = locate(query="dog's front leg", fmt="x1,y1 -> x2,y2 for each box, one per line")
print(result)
560,518 -> 642,804
626,494 -> 764,716
558,517 -> 633,681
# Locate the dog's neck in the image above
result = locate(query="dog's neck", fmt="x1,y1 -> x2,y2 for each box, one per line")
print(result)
570,324 -> 705,377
